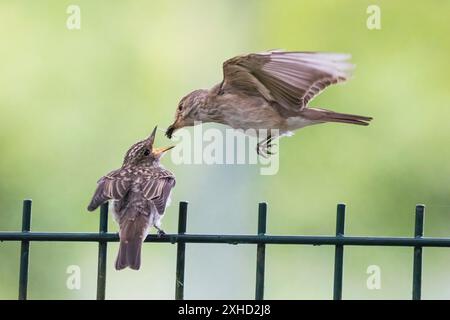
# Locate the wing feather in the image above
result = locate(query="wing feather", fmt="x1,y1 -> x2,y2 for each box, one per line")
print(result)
87,169 -> 132,211
222,51 -> 353,110
142,176 -> 175,215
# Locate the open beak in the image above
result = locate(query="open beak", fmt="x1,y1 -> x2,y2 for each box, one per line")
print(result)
147,126 -> 158,147
153,145 -> 175,157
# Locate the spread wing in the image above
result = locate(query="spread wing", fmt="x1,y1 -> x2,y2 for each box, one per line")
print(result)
142,173 -> 176,215
87,168 -> 132,211
221,50 -> 353,111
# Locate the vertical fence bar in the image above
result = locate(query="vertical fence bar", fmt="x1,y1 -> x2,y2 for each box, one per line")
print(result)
96,202 -> 108,300
175,201 -> 188,300
255,202 -> 267,300
333,203 -> 346,300
18,199 -> 32,300
412,204 -> 425,300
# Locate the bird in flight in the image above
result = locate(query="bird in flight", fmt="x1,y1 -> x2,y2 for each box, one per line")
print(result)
166,50 -> 372,156
87,127 -> 176,270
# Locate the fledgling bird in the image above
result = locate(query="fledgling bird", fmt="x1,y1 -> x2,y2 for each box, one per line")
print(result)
87,127 -> 176,270
166,50 -> 372,156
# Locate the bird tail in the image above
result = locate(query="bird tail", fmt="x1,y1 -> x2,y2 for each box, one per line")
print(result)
115,214 -> 149,271
304,108 -> 373,126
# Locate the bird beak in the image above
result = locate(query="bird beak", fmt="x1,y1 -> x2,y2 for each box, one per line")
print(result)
147,126 -> 158,147
165,119 -> 182,139
165,125 -> 175,139
153,145 -> 175,157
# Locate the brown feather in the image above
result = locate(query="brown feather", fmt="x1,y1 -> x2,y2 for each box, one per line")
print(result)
222,51 -> 353,111
301,107 -> 373,126
115,212 -> 150,270
87,169 -> 132,211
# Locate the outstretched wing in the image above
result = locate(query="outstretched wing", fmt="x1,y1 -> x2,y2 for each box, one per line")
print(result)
87,168 -> 132,211
221,51 -> 353,111
142,172 -> 176,215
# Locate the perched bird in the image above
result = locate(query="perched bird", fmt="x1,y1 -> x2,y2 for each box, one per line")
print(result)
87,127 -> 176,270
166,50 -> 372,156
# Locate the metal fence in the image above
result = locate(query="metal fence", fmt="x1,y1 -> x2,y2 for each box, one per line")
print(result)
1,199 -> 448,300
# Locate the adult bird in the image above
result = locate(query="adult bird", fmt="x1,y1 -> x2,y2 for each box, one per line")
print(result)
166,50 -> 372,156
87,127 -> 175,270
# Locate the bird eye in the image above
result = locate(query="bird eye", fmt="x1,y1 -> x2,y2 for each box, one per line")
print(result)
178,104 -> 183,111
143,149 -> 150,156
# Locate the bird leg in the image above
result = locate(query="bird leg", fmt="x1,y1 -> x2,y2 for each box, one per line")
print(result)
257,135 -> 276,158
155,226 -> 166,237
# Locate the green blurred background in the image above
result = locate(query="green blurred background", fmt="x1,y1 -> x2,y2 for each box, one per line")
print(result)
1,0 -> 450,299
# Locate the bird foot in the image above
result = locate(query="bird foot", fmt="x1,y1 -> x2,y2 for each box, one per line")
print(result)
156,228 -> 166,237
257,141 -> 277,158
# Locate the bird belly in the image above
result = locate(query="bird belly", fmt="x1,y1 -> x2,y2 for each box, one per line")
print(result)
152,211 -> 164,228
111,201 -> 120,223
285,116 -> 316,131
221,103 -> 285,131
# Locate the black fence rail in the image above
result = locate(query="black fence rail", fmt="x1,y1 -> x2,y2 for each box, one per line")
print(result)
0,199 -> 448,300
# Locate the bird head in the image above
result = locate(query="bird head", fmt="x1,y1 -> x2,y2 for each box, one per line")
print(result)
166,89 -> 208,139
123,126 -> 174,166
